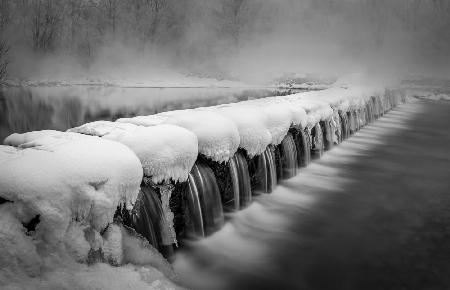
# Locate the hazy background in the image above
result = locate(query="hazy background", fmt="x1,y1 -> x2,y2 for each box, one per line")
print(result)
0,0 -> 449,84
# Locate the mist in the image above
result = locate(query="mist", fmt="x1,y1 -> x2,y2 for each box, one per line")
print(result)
1,0 -> 449,84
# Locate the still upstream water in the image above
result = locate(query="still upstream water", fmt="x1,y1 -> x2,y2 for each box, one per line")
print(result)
174,101 -> 450,290
0,86 -> 282,141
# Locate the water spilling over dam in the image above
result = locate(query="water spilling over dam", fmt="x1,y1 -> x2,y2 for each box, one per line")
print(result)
1,85 -> 428,289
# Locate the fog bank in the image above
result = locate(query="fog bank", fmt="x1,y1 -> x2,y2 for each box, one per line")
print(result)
1,0 -> 449,84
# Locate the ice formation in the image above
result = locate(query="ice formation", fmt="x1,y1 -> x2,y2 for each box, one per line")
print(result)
69,121 -> 198,183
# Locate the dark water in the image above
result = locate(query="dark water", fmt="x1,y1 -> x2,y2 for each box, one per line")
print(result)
174,101 -> 450,290
0,86 -> 281,141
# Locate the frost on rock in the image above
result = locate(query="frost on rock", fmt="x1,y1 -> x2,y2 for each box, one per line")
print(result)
69,121 -> 198,183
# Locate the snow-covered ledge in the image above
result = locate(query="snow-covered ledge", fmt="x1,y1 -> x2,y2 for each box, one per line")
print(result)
0,83 -> 404,289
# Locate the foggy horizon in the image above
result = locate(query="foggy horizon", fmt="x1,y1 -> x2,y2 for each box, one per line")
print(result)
1,0 -> 450,84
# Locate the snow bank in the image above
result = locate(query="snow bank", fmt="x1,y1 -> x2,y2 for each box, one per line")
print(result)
0,132 -> 181,289
119,111 -> 240,163
4,129 -> 62,146
238,101 -> 292,145
1,132 -> 143,242
69,121 -> 198,183
116,85 -> 383,158
208,105 -> 272,157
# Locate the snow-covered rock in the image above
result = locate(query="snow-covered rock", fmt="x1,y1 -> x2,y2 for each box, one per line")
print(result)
119,110 -> 240,163
208,105 -> 272,157
0,132 -> 181,289
69,121 -> 198,183
0,132 -> 143,243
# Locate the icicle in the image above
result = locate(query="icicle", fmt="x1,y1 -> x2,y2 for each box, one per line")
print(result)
159,183 -> 177,247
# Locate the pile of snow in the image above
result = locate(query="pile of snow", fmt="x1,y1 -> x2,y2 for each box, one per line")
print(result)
69,121 -> 198,184
1,131 -> 142,243
206,105 -> 272,157
235,100 -> 293,145
119,111 -> 240,163
115,85 -> 385,158
0,131 -> 181,289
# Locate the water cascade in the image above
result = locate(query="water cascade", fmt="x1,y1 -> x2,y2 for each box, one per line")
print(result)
186,161 -> 225,237
204,151 -> 252,212
230,151 -> 252,209
332,113 -> 343,144
119,182 -> 174,257
320,120 -> 334,151
348,110 -> 358,134
248,145 -> 278,194
311,123 -> 325,159
340,111 -> 350,140
291,128 -> 311,167
278,132 -> 298,179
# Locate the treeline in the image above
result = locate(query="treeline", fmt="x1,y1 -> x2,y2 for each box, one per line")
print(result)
0,0 -> 449,80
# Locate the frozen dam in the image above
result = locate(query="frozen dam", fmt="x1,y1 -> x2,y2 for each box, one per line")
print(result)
0,84 -> 405,288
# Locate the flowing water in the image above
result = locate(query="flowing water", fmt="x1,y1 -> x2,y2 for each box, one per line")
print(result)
173,101 -> 450,290
248,146 -> 278,194
229,151 -> 252,209
187,161 -> 225,237
279,133 -> 298,179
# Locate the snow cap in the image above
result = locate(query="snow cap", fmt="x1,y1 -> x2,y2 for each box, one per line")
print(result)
0,131 -> 143,244
69,121 -> 198,183
119,110 -> 240,163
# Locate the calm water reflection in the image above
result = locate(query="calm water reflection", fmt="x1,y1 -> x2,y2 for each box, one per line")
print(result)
0,86 -> 282,141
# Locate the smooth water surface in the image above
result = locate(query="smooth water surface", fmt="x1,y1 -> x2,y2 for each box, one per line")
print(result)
174,101 -> 450,290
0,86 -> 280,141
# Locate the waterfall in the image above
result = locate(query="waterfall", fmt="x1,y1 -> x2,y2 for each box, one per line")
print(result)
279,132 -> 298,179
230,151 -> 252,209
332,113 -> 343,144
201,151 -> 251,213
311,123 -> 324,159
185,174 -> 205,239
320,120 -> 334,151
340,112 -> 350,140
248,146 -> 278,194
188,161 -> 225,236
291,128 -> 311,168
348,110 -> 358,134
122,183 -> 174,257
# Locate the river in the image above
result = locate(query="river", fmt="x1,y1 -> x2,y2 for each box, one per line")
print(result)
173,100 -> 450,290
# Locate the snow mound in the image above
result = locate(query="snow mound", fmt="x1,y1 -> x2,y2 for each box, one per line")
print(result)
69,121 -> 198,183
209,105 -> 272,157
0,133 -> 181,289
119,111 -> 240,163
236,100 -> 293,145
4,129 -> 62,146
0,132 -> 143,243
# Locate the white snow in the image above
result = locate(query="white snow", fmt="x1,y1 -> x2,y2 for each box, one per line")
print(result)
119,110 -> 240,163
236,101 -> 293,145
0,131 -> 181,289
1,132 -> 143,242
69,121 -> 198,183
207,105 -> 272,157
